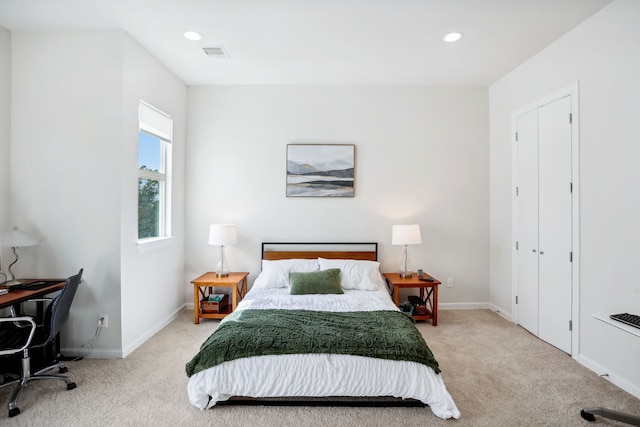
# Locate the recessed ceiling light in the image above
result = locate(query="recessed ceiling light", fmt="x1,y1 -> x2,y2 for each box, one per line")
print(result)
184,31 -> 203,41
443,32 -> 463,43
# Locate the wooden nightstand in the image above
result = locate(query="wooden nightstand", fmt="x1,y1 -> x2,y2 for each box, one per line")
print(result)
383,272 -> 440,326
190,272 -> 248,324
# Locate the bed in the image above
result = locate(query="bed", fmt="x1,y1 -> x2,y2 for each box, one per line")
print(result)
186,242 -> 460,420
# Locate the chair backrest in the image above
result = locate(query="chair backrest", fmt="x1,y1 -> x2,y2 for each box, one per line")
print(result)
45,268 -> 83,343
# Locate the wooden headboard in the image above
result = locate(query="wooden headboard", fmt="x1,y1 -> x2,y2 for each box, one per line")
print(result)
261,242 -> 378,261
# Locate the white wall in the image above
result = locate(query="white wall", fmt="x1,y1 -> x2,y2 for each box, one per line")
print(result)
489,0 -> 640,397
11,31 -> 124,354
185,86 -> 490,307
10,30 -> 187,358
120,35 -> 187,356
0,27 -> 10,272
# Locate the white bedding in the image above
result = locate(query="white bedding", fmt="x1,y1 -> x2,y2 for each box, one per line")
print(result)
187,285 -> 461,420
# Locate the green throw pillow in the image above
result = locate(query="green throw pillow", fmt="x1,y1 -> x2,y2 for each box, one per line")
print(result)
290,268 -> 344,295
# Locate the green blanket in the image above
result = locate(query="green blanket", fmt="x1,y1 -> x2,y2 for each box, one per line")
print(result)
185,309 -> 440,377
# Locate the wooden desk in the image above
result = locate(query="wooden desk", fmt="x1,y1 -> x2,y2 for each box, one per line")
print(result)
190,272 -> 248,324
383,273 -> 440,326
0,279 -> 65,309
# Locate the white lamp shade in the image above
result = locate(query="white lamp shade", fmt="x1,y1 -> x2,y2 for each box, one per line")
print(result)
392,224 -> 422,245
2,226 -> 39,247
208,224 -> 237,246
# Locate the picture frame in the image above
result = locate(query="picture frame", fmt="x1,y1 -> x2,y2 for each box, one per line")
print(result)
286,144 -> 355,197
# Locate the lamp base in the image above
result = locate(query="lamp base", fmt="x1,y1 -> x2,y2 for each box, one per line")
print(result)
399,272 -> 413,278
215,245 -> 230,278
2,279 -> 27,287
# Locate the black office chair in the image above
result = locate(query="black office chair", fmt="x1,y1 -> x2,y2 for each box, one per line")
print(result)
0,268 -> 83,417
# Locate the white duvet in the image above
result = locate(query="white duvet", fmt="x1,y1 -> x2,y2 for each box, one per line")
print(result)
187,286 -> 461,420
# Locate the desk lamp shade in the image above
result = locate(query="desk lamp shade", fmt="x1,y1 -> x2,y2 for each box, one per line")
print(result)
1,226 -> 39,283
392,224 -> 422,278
208,224 -> 237,277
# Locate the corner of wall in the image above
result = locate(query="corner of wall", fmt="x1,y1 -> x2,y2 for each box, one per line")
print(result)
0,27 -> 11,269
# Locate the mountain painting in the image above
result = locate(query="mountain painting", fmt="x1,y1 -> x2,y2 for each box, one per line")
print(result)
286,144 -> 355,197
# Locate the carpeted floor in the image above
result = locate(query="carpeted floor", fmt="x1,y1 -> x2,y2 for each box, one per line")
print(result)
1,309 -> 638,426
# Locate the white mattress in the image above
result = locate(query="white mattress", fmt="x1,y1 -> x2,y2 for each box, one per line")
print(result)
187,286 -> 461,420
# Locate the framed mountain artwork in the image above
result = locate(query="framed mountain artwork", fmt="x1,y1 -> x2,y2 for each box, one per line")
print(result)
286,144 -> 355,197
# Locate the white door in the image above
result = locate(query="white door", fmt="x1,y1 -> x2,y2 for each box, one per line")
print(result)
515,95 -> 573,354
516,108 -> 539,336
537,96 -> 572,353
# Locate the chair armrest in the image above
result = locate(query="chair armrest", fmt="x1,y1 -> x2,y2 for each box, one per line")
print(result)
22,297 -> 54,304
17,297 -> 55,327
0,316 -> 36,356
6,306 -> 31,328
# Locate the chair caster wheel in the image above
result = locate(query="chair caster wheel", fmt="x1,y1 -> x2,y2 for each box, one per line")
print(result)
9,407 -> 20,417
59,366 -> 68,374
67,382 -> 77,390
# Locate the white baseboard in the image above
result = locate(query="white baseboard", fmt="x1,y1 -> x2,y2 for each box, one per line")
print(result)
438,302 -> 513,322
487,303 -> 513,322
60,348 -> 124,359
575,354 -> 640,400
439,302 -> 489,310
60,344 -> 124,359
121,305 -> 186,357
62,304 -> 187,359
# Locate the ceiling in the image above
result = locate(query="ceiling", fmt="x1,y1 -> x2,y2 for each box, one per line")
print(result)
0,0 -> 613,86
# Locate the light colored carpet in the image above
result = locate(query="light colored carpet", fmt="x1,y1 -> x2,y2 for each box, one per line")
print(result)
1,309 -> 638,426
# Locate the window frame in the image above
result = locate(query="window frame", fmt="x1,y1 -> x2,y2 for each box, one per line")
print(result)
137,101 -> 173,243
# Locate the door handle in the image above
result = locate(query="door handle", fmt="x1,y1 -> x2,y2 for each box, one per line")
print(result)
540,251 -> 544,255
532,249 -> 537,253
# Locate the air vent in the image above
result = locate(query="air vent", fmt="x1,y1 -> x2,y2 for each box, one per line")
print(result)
202,46 -> 229,59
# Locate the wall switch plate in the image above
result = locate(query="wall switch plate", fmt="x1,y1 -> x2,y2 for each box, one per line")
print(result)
446,278 -> 453,288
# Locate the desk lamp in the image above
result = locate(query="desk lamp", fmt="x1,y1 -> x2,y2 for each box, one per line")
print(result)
208,224 -> 237,277
392,224 -> 422,278
1,226 -> 39,285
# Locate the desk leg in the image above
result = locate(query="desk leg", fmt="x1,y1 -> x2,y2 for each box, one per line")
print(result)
193,284 -> 200,324
432,285 -> 438,326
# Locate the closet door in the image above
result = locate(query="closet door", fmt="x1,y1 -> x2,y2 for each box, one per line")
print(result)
515,94 -> 573,354
537,96 -> 572,354
516,108 -> 539,336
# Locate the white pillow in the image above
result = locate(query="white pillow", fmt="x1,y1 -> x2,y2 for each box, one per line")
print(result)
318,258 -> 385,291
252,259 -> 320,289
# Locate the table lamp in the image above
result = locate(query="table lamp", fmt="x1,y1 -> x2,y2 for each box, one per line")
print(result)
392,224 -> 422,278
208,224 -> 237,277
1,226 -> 39,285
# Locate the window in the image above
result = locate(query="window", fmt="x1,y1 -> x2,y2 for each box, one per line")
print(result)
138,102 -> 172,240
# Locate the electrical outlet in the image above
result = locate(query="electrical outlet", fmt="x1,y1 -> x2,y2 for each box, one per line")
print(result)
446,278 -> 453,288
98,314 -> 108,328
